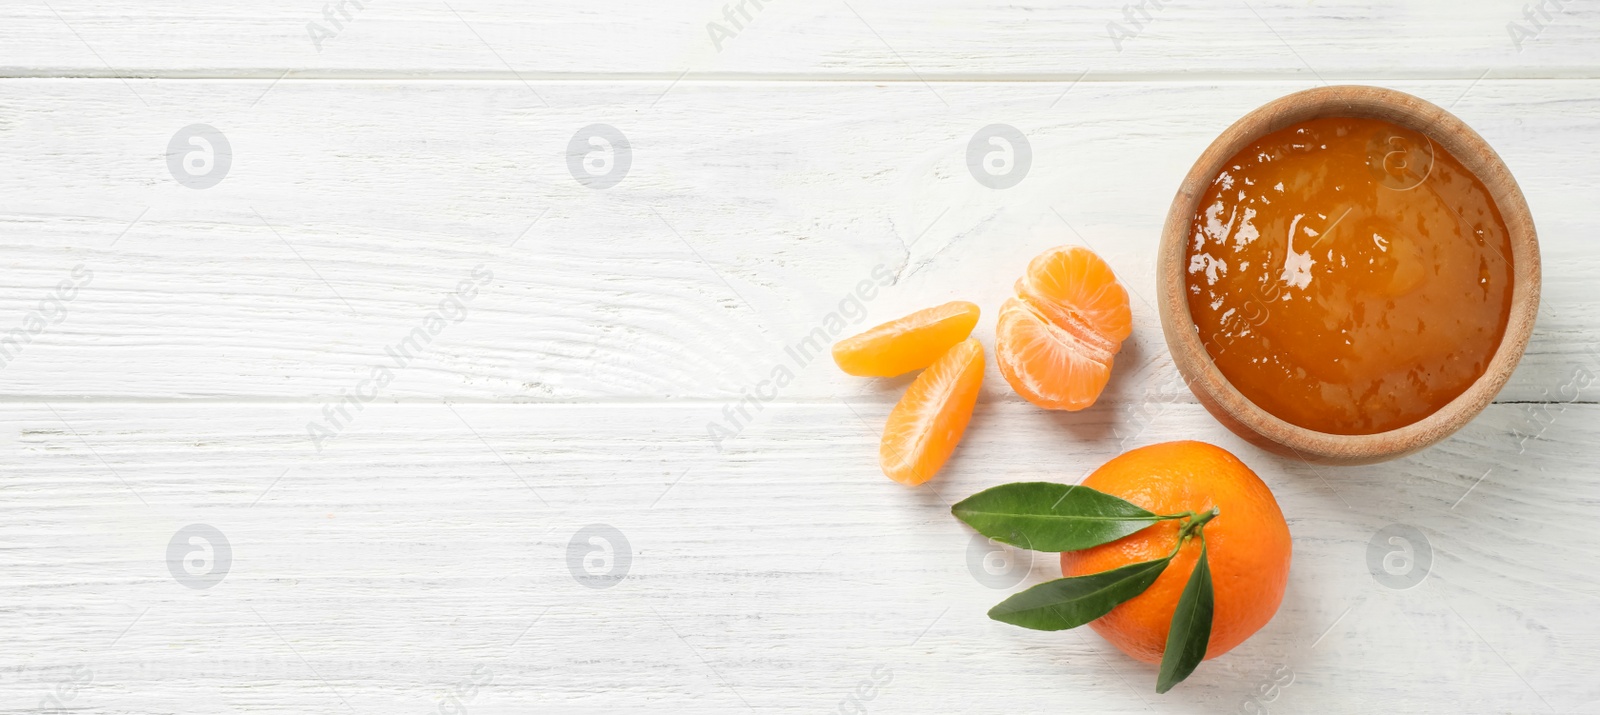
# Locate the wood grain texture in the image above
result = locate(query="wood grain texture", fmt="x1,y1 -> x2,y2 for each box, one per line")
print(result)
4,1 -> 1600,713
1,402 -> 1598,713
0,78 -> 1597,404
3,1 -> 1600,78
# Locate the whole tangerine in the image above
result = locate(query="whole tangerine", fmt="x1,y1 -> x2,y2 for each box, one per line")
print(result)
1060,441 -> 1292,663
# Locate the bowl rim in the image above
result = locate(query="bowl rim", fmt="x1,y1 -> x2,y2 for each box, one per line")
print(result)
1156,85 -> 1542,465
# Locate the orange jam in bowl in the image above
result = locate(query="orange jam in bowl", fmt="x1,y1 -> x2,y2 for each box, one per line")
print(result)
1185,117 -> 1514,435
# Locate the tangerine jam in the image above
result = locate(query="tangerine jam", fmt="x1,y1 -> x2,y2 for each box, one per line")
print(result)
1185,117 -> 1514,435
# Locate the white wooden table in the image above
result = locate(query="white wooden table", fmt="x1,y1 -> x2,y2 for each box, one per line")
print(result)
3,2 -> 1598,713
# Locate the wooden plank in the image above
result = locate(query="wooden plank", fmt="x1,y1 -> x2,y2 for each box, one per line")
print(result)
3,1 -> 1599,78
6,3 -> 1596,713
1,402 -> 1596,712
0,78 -> 1595,402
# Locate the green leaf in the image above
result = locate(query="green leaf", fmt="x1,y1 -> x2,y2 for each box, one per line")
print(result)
952,482 -> 1169,552
1156,540 -> 1214,694
987,555 -> 1173,631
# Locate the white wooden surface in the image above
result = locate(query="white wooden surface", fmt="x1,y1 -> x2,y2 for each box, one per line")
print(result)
2,2 -> 1599,713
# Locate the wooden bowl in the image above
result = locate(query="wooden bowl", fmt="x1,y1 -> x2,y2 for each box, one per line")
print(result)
1156,85 -> 1540,465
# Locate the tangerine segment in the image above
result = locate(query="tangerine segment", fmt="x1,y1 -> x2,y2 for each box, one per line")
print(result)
996,246 -> 1132,411
1059,442 -> 1292,664
1017,245 -> 1133,347
880,338 -> 985,485
833,301 -> 980,377
995,298 -> 1114,412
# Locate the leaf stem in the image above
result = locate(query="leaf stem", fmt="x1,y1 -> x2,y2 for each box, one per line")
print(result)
1179,507 -> 1221,542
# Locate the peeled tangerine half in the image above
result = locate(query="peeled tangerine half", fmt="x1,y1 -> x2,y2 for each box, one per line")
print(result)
880,338 -> 984,485
833,301 -> 980,377
996,246 -> 1132,411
